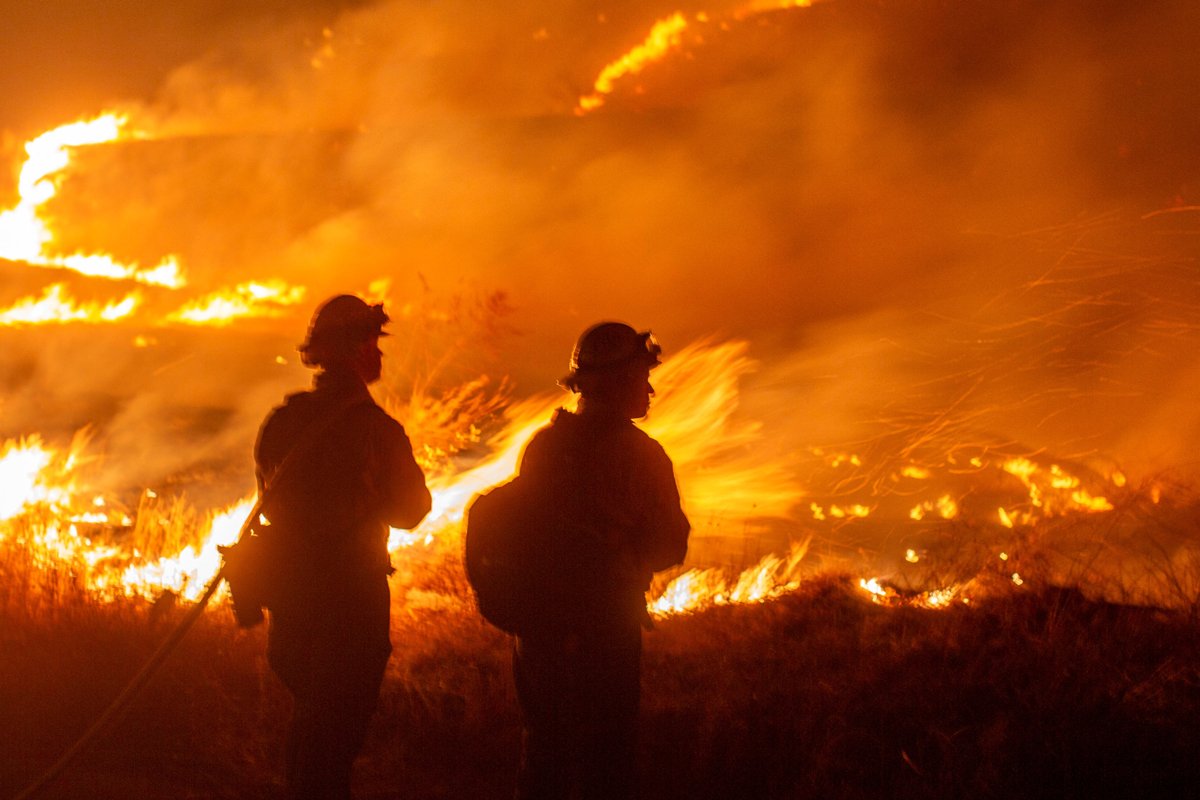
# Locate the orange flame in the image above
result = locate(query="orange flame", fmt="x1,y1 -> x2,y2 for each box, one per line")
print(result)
0,338 -> 1149,617
0,283 -> 141,326
0,113 -> 186,288
0,437 -> 66,521
736,0 -> 815,17
858,577 -> 966,609
578,12 -> 689,114
909,494 -> 958,521
1000,457 -> 1116,521
164,280 -> 307,326
576,2 -> 818,115
650,539 -> 809,616
107,499 -> 253,601
0,340 -> 813,617
643,340 -> 799,521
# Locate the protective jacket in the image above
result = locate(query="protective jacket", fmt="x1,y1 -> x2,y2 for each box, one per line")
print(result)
255,368 -> 430,603
516,407 -> 690,628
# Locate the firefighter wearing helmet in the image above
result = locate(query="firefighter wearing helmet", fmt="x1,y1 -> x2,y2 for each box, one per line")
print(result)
511,321 -> 690,800
254,294 -> 430,799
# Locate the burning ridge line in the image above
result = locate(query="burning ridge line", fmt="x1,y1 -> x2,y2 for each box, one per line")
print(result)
0,283 -> 142,326
576,1 -> 818,115
0,114 -> 308,329
0,113 -> 185,289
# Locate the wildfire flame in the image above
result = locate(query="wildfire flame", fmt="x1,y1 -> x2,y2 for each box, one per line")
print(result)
0,113 -> 185,288
858,577 -> 966,609
0,283 -> 141,327
910,494 -> 958,521
998,457 -> 1115,525
0,341 -> 827,616
0,437 -> 70,521
0,114 -> 318,331
650,539 -> 809,616
107,498 -> 253,601
165,280 -> 308,327
577,13 -> 690,115
576,1 -> 817,115
0,330 -> 1166,618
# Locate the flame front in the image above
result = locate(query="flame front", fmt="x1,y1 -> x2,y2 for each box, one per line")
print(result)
651,539 -> 810,616
577,13 -> 690,114
0,113 -> 322,332
0,341 -> 827,615
0,113 -> 185,288
3,336 -> 1128,617
0,437 -> 64,520
576,1 -> 817,115
999,457 -> 1115,524
0,283 -> 141,326
165,280 -> 308,327
0,323 -> 1180,618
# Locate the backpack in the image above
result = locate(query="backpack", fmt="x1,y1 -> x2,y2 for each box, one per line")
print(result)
465,477 -> 542,635
465,474 -> 612,635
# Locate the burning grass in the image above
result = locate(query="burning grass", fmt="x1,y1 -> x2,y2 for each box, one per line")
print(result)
3,560 -> 1200,799
3,342 -> 1199,796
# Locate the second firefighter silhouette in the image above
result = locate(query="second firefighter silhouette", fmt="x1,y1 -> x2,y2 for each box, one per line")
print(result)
255,295 -> 431,800
512,322 -> 691,800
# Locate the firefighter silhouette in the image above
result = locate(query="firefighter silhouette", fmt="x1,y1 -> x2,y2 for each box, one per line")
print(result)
511,322 -> 691,800
254,295 -> 430,799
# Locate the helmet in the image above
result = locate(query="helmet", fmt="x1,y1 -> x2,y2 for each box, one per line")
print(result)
299,294 -> 389,367
561,321 -> 661,391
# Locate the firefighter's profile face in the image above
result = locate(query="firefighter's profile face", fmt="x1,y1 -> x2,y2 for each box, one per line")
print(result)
616,364 -> 653,420
353,336 -> 384,384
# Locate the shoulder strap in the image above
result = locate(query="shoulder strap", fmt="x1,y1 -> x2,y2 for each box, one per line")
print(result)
237,395 -> 370,544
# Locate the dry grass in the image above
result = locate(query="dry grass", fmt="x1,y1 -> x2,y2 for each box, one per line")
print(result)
3,546 -> 1200,800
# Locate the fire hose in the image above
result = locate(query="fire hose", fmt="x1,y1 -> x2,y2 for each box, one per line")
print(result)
10,398 -> 363,800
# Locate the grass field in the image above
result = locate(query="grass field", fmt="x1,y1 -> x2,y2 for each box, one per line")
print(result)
4,552 -> 1200,800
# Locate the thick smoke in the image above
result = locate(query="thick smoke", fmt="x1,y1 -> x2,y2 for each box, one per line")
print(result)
1,0 -> 1198,513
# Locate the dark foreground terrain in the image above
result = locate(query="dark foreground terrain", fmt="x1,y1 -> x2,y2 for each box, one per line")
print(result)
3,573 -> 1199,800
